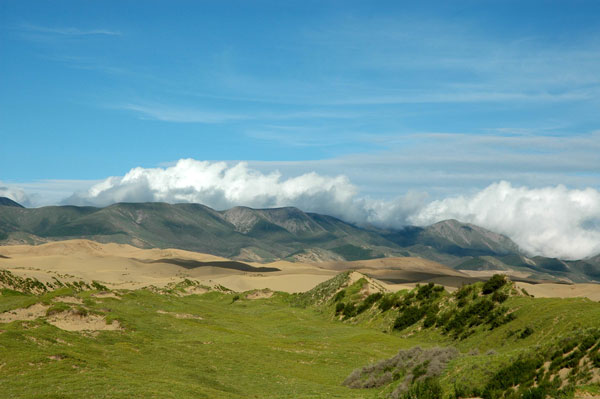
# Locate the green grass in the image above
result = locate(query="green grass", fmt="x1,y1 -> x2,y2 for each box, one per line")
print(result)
0,289 -> 412,398
1,273 -> 599,398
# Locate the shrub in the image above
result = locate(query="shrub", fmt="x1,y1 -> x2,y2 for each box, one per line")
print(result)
335,302 -> 345,314
344,346 -> 457,394
394,306 -> 426,331
397,378 -> 443,399
91,281 -> 108,291
482,275 -> 507,295
484,355 -> 544,392
356,292 -> 384,314
520,327 -> 534,339
455,285 -> 473,301
416,283 -> 435,301
333,290 -> 346,302
492,291 -> 508,303
379,295 -> 396,312
343,303 -> 357,318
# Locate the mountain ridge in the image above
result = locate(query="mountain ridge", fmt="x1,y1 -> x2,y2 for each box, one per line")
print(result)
0,197 -> 24,208
0,200 -> 598,282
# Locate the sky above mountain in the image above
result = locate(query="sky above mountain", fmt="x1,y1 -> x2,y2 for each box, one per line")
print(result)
1,1 -> 599,259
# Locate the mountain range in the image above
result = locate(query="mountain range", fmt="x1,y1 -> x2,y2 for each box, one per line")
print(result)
0,197 -> 598,283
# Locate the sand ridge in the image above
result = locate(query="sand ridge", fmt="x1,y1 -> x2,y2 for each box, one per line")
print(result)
0,239 -> 598,299
0,239 -> 338,293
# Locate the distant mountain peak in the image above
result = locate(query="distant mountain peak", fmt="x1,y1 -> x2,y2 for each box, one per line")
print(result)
425,219 -> 521,255
0,197 -> 24,208
221,206 -> 323,235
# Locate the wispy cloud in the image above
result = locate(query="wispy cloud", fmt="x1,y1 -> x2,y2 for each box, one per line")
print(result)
247,130 -> 600,198
120,103 -> 245,123
118,103 -> 357,124
19,24 -> 121,36
325,89 -> 594,105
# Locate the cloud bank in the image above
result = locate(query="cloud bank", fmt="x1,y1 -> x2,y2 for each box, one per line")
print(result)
65,159 -> 368,222
410,181 -> 600,260
62,159 -> 600,260
0,182 -> 31,207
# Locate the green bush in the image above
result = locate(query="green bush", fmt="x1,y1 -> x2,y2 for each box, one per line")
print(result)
519,327 -> 534,339
379,294 -> 396,312
394,306 -> 426,331
335,302 -> 345,314
482,275 -> 507,295
356,292 -> 383,314
400,378 -> 443,399
492,291 -> 508,303
333,290 -> 345,302
343,302 -> 357,318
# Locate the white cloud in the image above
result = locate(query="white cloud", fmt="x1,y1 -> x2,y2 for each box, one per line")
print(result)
9,160 -> 600,260
65,159 -> 369,222
0,183 -> 31,206
410,181 -> 600,260
64,162 -> 600,259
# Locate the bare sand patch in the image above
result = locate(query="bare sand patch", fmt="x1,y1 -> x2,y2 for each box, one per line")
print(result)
156,310 -> 202,320
0,303 -> 49,323
53,296 -> 83,304
91,291 -> 120,299
516,282 -> 600,301
459,269 -> 533,280
46,310 -> 121,332
246,289 -> 273,300
180,285 -> 209,296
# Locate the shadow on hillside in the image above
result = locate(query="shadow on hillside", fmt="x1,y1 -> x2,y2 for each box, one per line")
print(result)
137,258 -> 281,272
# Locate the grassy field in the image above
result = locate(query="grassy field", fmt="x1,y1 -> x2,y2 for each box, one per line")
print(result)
1,273 -> 599,398
0,287 -> 415,398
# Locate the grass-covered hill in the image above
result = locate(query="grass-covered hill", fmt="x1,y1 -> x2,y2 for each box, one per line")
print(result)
1,198 -> 599,282
0,269 -> 599,398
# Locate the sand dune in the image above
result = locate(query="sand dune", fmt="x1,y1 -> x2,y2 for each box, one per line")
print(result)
516,282 -> 600,302
1,240 -> 598,298
0,239 -> 337,293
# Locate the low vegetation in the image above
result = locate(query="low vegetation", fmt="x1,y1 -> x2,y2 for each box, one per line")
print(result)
1,271 -> 599,398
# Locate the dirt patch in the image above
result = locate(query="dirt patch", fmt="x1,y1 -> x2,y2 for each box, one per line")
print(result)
156,310 -> 202,320
246,289 -> 274,300
54,296 -> 83,304
0,303 -> 49,323
349,271 -> 388,297
46,310 -> 122,332
180,285 -> 209,296
91,291 -> 120,299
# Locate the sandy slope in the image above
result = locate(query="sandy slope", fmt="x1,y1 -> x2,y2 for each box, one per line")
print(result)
1,240 -> 598,298
0,240 -> 337,293
516,282 -> 600,302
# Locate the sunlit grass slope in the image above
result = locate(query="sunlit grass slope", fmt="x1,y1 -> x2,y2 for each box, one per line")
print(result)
0,271 -> 599,398
0,287 -> 409,398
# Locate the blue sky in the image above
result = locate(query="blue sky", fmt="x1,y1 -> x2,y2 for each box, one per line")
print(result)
1,0 -> 599,202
